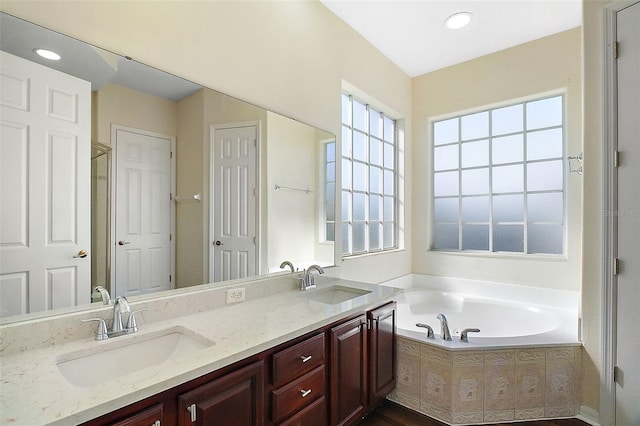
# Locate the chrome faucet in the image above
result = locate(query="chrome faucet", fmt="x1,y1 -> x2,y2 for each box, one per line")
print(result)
82,295 -> 148,340
91,286 -> 111,305
300,264 -> 324,291
436,313 -> 452,341
111,296 -> 131,333
416,323 -> 435,339
460,328 -> 480,342
280,260 -> 295,272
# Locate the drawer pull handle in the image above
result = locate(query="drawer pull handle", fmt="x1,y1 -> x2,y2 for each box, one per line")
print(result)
187,403 -> 197,422
300,355 -> 312,363
300,388 -> 312,398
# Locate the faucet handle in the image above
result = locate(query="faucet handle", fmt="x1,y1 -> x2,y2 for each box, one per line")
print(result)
81,318 -> 109,340
415,323 -> 435,339
125,308 -> 149,334
460,328 -> 481,342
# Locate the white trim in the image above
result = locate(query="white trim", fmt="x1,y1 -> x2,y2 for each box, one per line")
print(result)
601,2 -> 638,424
110,124 -> 177,295
208,121 -> 261,283
578,405 -> 603,426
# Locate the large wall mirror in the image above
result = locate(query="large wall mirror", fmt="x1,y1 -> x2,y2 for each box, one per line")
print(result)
0,12 -> 336,322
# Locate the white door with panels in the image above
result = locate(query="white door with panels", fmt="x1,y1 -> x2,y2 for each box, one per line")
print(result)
614,2 -> 640,425
113,126 -> 174,298
0,51 -> 91,317
211,125 -> 257,282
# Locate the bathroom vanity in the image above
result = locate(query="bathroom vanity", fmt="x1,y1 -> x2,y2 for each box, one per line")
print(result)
81,301 -> 395,426
0,276 -> 398,425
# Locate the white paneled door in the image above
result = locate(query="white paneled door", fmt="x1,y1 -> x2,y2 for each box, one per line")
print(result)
0,51 -> 91,317
113,126 -> 173,298
615,2 -> 640,425
211,125 -> 257,282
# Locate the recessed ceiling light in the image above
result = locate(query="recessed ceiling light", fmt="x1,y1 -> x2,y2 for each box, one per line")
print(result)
445,12 -> 472,30
34,48 -> 61,61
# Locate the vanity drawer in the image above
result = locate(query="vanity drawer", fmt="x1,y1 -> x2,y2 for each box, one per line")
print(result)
279,395 -> 326,426
272,332 -> 325,387
272,365 -> 325,423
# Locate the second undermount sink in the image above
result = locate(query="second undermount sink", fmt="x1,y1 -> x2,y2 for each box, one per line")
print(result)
56,326 -> 214,388
300,285 -> 372,305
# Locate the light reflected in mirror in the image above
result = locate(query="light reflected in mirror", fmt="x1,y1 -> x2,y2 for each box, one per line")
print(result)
0,12 -> 335,322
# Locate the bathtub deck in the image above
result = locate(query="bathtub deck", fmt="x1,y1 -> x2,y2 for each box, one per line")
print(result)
359,400 -> 589,426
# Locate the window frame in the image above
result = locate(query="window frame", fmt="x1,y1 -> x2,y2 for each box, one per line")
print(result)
341,93 -> 399,257
430,93 -> 567,256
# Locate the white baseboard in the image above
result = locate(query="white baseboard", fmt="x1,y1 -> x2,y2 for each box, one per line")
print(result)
578,405 -> 601,426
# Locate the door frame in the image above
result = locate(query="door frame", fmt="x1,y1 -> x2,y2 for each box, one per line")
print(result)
601,1 -> 638,423
208,121 -> 261,283
110,124 -> 176,295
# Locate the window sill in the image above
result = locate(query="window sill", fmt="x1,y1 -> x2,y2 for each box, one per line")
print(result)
428,249 -> 567,262
342,247 -> 405,261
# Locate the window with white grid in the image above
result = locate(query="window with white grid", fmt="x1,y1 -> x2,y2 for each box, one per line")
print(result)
341,93 -> 397,255
432,94 -> 565,255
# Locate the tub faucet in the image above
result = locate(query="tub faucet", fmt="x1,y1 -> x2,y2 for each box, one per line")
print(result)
460,328 -> 480,343
437,313 -> 452,341
416,323 -> 435,339
279,260 -> 295,272
300,265 -> 324,291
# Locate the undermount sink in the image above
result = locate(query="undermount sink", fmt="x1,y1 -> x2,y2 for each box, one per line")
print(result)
56,327 -> 214,388
300,285 -> 372,305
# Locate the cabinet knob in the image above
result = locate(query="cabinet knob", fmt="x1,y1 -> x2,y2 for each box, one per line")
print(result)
187,403 -> 197,422
300,388 -> 312,398
300,355 -> 312,363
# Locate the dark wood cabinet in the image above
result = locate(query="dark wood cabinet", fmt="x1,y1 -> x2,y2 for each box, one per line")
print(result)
109,403 -> 164,426
368,301 -> 396,407
329,314 -> 368,426
178,360 -> 264,426
82,301 -> 395,426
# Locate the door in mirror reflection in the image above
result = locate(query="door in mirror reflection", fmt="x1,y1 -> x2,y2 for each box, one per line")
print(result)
114,126 -> 174,297
211,125 -> 258,282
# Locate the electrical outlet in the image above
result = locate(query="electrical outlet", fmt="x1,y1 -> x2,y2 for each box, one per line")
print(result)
226,287 -> 245,304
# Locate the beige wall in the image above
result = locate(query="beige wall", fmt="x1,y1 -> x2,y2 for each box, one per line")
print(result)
92,83 -> 177,145
267,111 -> 318,270
412,28 -> 583,292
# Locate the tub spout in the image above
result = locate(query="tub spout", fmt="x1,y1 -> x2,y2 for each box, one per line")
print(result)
436,313 -> 452,341
416,323 -> 435,339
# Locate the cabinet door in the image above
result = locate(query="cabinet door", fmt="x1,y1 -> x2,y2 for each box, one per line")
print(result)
178,361 -> 264,426
109,403 -> 164,426
330,314 -> 367,426
368,301 -> 396,407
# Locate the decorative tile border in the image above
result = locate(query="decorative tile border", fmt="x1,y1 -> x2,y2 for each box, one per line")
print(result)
388,336 -> 582,425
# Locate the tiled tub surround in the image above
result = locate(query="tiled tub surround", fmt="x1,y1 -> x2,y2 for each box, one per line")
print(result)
0,274 -> 398,425
389,338 -> 582,424
384,274 -> 582,424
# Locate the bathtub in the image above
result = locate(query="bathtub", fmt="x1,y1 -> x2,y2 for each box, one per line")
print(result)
384,275 -> 581,423
384,274 -> 580,349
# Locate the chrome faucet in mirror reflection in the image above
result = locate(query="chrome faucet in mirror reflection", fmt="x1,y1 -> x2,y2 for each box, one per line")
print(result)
279,261 -> 296,273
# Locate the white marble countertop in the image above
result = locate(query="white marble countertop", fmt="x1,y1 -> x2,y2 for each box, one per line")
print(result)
0,278 -> 398,425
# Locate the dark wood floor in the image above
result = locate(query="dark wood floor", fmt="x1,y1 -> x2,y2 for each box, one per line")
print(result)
357,400 -> 589,426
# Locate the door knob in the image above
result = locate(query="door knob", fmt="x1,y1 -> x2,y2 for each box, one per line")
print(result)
118,240 -> 131,246
73,250 -> 88,258
214,240 -> 223,246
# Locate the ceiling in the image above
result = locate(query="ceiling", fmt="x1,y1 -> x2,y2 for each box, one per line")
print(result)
320,0 -> 582,77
